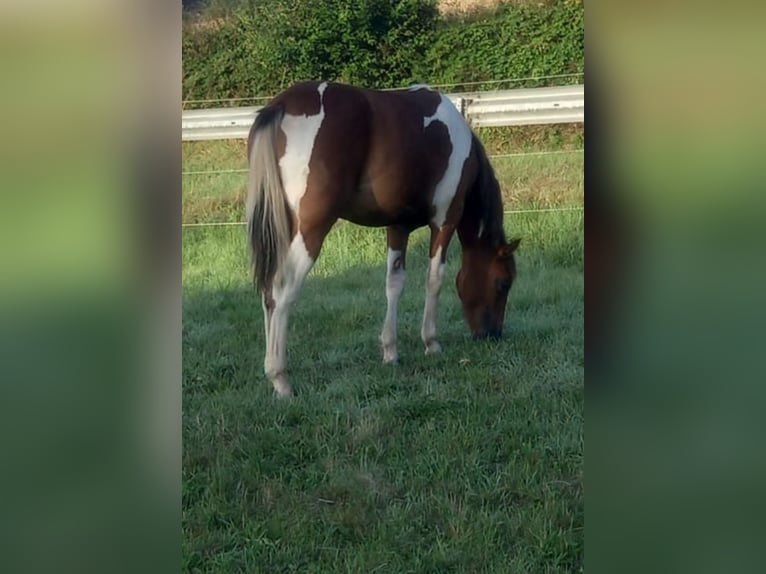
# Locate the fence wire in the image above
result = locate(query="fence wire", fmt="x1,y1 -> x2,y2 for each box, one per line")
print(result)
181,205 -> 583,229
182,149 -> 584,177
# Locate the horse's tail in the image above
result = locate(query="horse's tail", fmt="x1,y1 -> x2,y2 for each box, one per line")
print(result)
246,105 -> 292,293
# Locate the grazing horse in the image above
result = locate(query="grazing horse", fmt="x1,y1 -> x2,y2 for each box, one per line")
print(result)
246,81 -> 520,397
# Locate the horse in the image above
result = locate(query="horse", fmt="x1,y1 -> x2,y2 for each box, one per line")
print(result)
246,80 -> 520,397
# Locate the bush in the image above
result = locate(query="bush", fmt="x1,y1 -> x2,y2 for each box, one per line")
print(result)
183,0 -> 439,102
182,0 -> 584,104
416,1 -> 584,90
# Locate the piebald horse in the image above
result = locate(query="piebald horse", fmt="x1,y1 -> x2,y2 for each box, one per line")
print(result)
246,81 -> 520,397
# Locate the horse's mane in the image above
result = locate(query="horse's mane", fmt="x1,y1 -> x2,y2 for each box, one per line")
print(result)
470,133 -> 506,247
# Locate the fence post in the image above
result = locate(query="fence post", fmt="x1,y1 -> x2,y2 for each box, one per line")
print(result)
455,97 -> 466,117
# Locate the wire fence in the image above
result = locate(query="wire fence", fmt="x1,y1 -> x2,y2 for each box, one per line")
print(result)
182,149 -> 584,177
181,205 -> 583,229
182,148 -> 584,228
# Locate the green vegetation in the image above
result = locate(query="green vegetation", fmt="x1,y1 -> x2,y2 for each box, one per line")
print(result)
182,0 -> 584,105
422,1 -> 584,90
182,130 -> 583,570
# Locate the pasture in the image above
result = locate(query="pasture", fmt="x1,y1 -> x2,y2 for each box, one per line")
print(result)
182,128 -> 584,572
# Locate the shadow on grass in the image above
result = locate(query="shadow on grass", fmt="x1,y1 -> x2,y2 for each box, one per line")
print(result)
182,226 -> 583,401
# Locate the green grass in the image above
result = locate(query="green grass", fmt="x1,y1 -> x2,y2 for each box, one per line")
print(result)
182,134 -> 583,572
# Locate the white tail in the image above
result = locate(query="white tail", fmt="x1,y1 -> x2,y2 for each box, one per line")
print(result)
245,106 -> 292,293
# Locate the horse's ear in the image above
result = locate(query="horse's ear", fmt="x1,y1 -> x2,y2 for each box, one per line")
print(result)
497,238 -> 521,259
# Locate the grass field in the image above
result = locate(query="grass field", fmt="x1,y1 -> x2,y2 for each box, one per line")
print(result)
182,129 -> 583,572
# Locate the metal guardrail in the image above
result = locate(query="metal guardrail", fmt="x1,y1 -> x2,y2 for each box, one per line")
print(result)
182,84 -> 583,141
465,84 -> 584,127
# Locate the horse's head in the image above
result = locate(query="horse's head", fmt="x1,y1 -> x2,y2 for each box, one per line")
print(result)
456,238 -> 520,339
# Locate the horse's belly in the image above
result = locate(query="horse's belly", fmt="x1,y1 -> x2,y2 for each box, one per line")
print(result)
339,182 -> 431,228
340,207 -> 428,228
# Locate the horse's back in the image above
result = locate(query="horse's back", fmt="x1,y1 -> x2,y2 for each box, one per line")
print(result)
261,81 -> 475,229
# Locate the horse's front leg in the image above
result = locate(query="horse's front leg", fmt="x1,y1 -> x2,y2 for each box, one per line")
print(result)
380,226 -> 409,364
421,224 -> 455,355
265,233 -> 316,398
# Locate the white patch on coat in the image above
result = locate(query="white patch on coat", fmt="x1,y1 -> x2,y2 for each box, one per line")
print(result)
408,84 -> 432,92
278,82 -> 328,213
422,95 -> 472,227
478,221 -> 485,238
265,233 -> 315,382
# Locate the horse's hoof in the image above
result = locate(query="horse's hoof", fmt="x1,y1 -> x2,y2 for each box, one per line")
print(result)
273,387 -> 295,399
271,375 -> 294,399
424,341 -> 442,355
383,349 -> 399,364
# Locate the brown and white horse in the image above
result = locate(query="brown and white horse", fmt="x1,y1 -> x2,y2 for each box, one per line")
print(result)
246,81 -> 520,397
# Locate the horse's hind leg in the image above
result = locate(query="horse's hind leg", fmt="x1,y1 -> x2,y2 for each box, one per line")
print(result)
421,224 -> 456,355
262,290 -> 274,346
264,232 -> 316,398
380,226 -> 409,364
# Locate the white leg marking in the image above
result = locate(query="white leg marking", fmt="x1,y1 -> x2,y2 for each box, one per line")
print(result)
265,233 -> 315,397
380,249 -> 406,364
421,245 -> 445,355
423,95 -> 473,227
278,82 -> 328,212
261,294 -> 271,349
